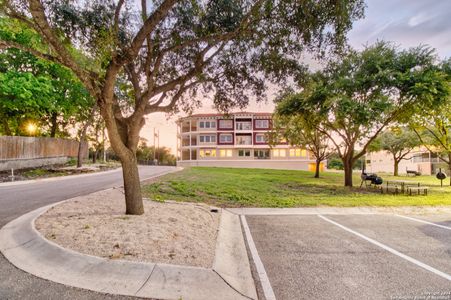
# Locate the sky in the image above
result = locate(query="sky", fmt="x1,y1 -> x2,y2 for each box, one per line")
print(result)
141,0 -> 451,154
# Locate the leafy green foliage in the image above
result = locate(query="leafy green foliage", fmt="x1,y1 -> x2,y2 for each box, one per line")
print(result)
410,58 -> 451,182
136,140 -> 176,166
370,127 -> 420,156
369,127 -> 421,175
0,48 -> 94,136
277,42 -> 450,186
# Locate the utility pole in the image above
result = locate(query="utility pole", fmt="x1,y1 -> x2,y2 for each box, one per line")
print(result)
153,127 -> 156,164
157,129 -> 160,164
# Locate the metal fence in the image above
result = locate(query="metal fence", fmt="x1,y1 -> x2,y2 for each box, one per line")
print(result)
0,136 -> 86,160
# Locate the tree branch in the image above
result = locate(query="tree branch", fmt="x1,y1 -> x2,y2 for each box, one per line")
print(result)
27,0 -> 94,90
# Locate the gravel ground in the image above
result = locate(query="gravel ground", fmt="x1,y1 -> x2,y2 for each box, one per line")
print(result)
35,188 -> 220,268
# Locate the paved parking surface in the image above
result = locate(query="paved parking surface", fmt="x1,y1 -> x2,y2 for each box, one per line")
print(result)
245,213 -> 451,300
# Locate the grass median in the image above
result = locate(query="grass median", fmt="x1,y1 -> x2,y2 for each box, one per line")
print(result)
142,167 -> 451,207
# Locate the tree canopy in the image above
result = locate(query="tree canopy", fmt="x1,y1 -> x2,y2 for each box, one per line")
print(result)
0,47 -> 94,136
277,42 -> 450,186
0,0 -> 366,214
369,127 -> 421,176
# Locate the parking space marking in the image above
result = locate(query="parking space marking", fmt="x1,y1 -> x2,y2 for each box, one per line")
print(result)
395,214 -> 451,231
241,215 -> 277,300
318,215 -> 451,282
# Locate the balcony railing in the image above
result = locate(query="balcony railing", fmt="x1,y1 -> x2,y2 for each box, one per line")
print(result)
235,122 -> 252,130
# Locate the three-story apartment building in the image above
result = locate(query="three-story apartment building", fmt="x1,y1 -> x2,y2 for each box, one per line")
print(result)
176,112 -> 323,170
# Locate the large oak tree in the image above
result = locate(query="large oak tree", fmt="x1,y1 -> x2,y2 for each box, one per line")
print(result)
0,0 -> 365,214
278,42 -> 450,187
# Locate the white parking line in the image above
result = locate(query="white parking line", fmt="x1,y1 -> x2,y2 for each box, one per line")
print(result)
395,214 -> 451,231
240,215 -> 277,300
318,215 -> 451,282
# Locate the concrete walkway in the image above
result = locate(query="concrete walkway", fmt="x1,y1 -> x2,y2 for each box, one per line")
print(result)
0,201 -> 256,300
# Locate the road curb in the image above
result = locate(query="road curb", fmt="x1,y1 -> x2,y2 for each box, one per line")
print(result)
0,167 -> 121,187
0,176 -> 256,300
213,210 -> 258,299
227,206 -> 451,216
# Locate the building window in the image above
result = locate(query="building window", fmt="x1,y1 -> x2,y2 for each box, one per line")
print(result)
238,149 -> 251,157
236,135 -> 252,145
236,121 -> 252,130
199,149 -> 216,158
199,135 -> 216,143
219,134 -> 233,143
255,133 -> 267,143
289,149 -> 306,157
272,149 -> 286,157
219,119 -> 233,129
254,149 -> 270,159
199,121 -> 216,129
255,119 -> 269,129
219,149 -> 233,157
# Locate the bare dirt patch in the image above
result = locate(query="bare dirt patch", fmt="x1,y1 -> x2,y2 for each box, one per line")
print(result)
35,188 -> 220,268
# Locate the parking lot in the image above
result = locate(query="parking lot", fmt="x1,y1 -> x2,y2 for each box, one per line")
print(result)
243,212 -> 451,300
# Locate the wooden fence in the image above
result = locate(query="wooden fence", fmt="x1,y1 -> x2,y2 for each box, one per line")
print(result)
0,136 -> 86,160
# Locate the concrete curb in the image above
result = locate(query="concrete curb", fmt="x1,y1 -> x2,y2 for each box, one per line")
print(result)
227,206 -> 451,216
0,191 -> 256,300
213,210 -> 258,299
0,167 -> 121,187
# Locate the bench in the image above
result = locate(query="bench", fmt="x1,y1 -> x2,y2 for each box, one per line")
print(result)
406,186 -> 429,196
406,169 -> 421,176
383,182 -> 400,194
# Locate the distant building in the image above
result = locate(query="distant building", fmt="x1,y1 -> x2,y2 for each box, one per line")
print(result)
365,147 -> 448,175
176,112 -> 323,171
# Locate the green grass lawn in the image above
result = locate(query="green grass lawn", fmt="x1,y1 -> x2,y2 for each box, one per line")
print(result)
142,167 -> 451,208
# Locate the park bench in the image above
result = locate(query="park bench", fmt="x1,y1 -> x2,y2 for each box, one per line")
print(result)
383,180 -> 422,195
406,168 -> 421,176
406,186 -> 429,196
383,181 -> 401,194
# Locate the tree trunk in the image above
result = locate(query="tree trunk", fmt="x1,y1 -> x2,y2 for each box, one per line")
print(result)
50,112 -> 58,137
2,118 -> 12,136
343,158 -> 353,187
121,153 -> 144,215
92,149 -> 98,164
77,138 -> 86,168
314,159 -> 321,178
77,124 -> 89,168
448,157 -> 451,187
393,159 -> 399,177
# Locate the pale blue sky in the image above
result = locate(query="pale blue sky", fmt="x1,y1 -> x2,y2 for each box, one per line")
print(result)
348,0 -> 451,58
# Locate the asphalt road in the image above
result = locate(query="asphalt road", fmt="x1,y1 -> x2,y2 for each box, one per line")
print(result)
246,214 -> 451,300
0,166 -> 175,300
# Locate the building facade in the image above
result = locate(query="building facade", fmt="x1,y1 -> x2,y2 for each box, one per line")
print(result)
176,112 -> 323,171
365,147 -> 448,175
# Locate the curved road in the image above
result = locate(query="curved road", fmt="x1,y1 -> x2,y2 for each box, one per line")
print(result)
0,166 -> 176,300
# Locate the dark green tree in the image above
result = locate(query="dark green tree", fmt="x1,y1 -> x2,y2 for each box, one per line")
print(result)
0,0 -> 365,214
271,110 -> 332,178
411,59 -> 451,185
0,48 -> 94,137
278,42 -> 450,187
369,127 -> 421,176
